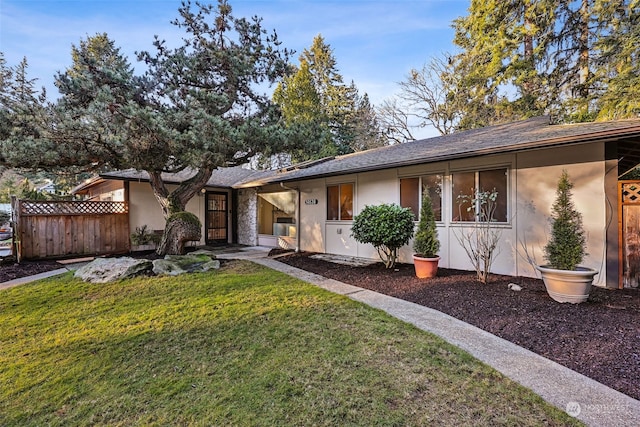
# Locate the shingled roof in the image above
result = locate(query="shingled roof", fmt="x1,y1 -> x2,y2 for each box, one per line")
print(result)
77,166 -> 267,190
76,116 -> 640,192
235,116 -> 640,187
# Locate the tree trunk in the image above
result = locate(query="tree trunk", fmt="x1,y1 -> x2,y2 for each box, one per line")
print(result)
156,213 -> 202,255
578,0 -> 590,99
146,166 -> 214,255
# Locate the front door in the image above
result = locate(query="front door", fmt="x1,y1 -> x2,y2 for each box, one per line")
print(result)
205,192 -> 228,245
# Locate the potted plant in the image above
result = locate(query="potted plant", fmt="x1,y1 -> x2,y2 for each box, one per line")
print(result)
413,191 -> 440,278
536,170 -> 598,303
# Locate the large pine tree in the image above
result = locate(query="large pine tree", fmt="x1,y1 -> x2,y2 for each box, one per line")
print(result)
274,34 -> 384,159
1,1 -> 294,255
385,0 -> 639,137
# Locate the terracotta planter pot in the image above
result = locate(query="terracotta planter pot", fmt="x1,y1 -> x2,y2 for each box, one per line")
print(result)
536,265 -> 598,304
413,255 -> 440,278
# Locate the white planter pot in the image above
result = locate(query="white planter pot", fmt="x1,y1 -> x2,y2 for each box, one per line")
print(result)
536,265 -> 598,304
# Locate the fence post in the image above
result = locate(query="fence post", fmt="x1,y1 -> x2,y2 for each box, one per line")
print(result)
10,196 -> 21,263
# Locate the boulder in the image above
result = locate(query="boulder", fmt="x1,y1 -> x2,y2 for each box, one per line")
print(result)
74,253 -> 221,283
153,254 -> 220,276
74,257 -> 153,283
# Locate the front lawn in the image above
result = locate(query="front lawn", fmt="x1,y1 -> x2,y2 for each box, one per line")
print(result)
0,260 -> 580,426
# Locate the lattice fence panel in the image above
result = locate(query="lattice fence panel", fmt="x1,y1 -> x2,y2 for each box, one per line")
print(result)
621,182 -> 640,204
14,199 -> 130,260
20,200 -> 128,216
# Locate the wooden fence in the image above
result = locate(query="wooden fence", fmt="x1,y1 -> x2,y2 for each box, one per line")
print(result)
619,181 -> 640,288
13,199 -> 130,260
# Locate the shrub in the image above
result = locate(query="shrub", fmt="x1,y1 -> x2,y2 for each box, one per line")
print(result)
453,189 -> 502,284
413,192 -> 440,257
544,170 -> 587,270
131,225 -> 162,246
351,204 -> 415,269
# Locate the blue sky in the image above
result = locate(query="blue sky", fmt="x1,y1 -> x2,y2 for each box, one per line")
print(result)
1,0 -> 468,115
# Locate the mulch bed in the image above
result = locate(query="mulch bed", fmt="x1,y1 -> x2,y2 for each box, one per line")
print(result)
3,250 -> 639,401
275,250 -> 640,401
0,258 -> 63,282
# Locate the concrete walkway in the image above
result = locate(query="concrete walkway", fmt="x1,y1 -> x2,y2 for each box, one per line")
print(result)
217,247 -> 640,427
0,267 -> 71,291
4,247 -> 639,426
0,260 -> 90,291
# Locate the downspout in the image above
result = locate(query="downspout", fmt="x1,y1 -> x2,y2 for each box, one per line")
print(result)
280,182 -> 300,252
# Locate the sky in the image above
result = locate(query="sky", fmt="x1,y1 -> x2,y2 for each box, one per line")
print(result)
1,0 -> 469,136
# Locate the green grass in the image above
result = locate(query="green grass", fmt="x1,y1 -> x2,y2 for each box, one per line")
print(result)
0,260 -> 581,426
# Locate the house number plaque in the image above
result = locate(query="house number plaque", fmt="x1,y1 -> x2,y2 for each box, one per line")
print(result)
304,199 -> 318,205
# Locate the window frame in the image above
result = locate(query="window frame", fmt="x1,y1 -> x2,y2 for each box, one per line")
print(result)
399,173 -> 444,222
326,183 -> 355,221
451,167 -> 509,224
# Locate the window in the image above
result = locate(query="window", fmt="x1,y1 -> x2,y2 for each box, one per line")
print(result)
452,168 -> 508,222
327,183 -> 353,220
400,174 -> 443,221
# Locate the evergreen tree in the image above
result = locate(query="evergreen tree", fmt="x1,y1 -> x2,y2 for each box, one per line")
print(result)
272,59 -> 331,163
346,91 -> 386,151
592,0 -> 640,119
0,55 -> 58,169
451,0 -> 556,128
1,1 -> 294,254
276,34 -> 385,158
384,0 -> 640,134
544,170 -> 587,270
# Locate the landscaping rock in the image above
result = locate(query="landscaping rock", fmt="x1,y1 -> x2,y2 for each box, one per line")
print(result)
74,253 -> 220,282
153,254 -> 220,276
152,259 -> 187,276
74,257 -> 153,283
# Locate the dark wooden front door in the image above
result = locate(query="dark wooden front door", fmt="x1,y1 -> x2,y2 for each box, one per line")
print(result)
205,192 -> 228,245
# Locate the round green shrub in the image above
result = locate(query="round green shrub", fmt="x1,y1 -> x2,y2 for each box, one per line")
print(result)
351,203 -> 415,269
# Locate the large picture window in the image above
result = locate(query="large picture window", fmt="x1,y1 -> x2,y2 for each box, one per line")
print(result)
327,183 -> 354,220
452,168 -> 508,222
400,174 -> 443,221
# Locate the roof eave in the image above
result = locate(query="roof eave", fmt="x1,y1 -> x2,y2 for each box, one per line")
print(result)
242,126 -> 640,187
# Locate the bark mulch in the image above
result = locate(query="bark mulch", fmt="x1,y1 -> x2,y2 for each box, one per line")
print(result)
275,250 -> 640,401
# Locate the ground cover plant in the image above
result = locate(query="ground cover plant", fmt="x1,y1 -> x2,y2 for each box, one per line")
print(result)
0,260 -> 579,426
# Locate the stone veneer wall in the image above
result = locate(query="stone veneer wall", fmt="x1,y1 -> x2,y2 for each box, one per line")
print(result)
237,188 -> 258,246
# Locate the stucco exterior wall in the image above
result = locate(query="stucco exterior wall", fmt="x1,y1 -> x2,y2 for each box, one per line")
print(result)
298,179 -> 327,253
514,143 -> 607,285
237,187 -> 258,246
129,182 -> 167,233
128,182 -> 232,246
292,142 -> 611,286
